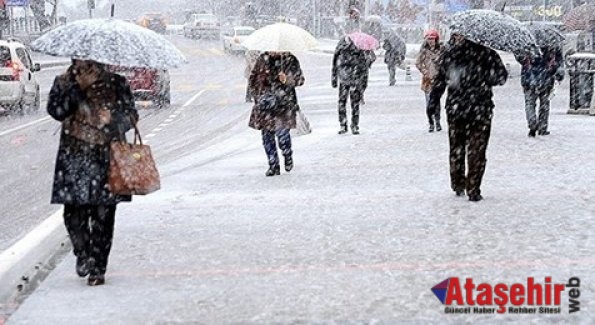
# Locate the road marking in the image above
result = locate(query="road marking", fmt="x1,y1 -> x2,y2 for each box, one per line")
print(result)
145,133 -> 156,138
183,89 -> 206,107
0,116 -> 52,137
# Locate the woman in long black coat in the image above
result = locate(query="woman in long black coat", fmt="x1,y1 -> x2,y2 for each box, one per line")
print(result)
248,51 -> 304,176
48,59 -> 138,286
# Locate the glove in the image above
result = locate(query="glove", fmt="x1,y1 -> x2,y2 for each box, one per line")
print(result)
332,78 -> 338,88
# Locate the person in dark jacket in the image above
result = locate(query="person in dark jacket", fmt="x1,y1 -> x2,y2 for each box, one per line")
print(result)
517,46 -> 564,137
332,37 -> 368,135
429,34 -> 508,202
248,51 -> 304,176
383,37 -> 406,86
48,59 -> 139,285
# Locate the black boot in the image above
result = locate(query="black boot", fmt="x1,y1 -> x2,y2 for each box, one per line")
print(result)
338,124 -> 348,134
528,129 -> 536,137
351,124 -> 360,135
538,130 -> 550,136
87,274 -> 105,286
429,124 -> 435,133
76,256 -> 90,277
265,165 -> 280,177
284,156 -> 293,172
435,120 -> 442,132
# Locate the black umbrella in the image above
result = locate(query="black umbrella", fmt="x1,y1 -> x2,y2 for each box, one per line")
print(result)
449,10 -> 540,57
526,23 -> 565,49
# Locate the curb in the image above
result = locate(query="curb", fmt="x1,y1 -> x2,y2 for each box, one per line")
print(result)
0,209 -> 68,314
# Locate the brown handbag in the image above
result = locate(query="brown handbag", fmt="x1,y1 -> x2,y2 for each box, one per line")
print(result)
108,121 -> 160,195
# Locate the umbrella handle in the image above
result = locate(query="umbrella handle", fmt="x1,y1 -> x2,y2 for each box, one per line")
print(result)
111,4 -> 115,18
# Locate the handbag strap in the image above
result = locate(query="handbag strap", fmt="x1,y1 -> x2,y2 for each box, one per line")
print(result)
131,116 -> 142,145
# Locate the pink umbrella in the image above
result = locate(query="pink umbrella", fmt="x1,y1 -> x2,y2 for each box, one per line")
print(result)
346,32 -> 379,51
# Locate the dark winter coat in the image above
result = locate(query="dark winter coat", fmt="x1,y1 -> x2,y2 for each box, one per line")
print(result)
248,52 -> 304,131
429,39 -> 508,120
332,38 -> 368,87
383,39 -> 406,66
48,67 -> 139,206
517,47 -> 564,91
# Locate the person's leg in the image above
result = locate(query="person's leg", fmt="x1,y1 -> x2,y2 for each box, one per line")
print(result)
524,87 -> 538,136
434,97 -> 442,131
466,116 -> 492,201
64,204 -> 91,277
448,116 -> 467,195
87,205 -> 116,285
276,129 -> 293,171
388,64 -> 396,86
262,130 -> 280,175
338,83 -> 349,133
350,86 -> 362,134
426,92 -> 435,132
537,88 -> 552,135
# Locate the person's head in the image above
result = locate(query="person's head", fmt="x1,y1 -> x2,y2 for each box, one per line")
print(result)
71,59 -> 104,77
424,29 -> 440,48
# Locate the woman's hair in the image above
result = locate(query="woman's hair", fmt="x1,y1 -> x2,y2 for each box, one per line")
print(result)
423,38 -> 441,50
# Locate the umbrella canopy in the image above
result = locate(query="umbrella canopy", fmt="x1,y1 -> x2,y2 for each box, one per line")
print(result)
526,23 -> 565,49
346,32 -> 379,51
242,22 -> 317,52
449,10 -> 539,57
30,18 -> 186,69
562,4 -> 595,31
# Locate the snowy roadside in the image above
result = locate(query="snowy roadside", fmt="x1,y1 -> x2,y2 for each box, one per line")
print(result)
5,61 -> 595,323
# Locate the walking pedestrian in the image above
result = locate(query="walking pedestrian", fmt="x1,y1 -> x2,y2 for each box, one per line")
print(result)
248,51 -> 304,176
332,37 -> 369,135
47,59 -> 139,285
383,35 -> 406,86
429,34 -> 508,202
517,46 -> 564,137
416,29 -> 444,132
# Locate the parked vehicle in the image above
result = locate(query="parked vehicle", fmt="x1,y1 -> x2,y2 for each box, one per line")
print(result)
183,13 -> 221,39
222,26 -> 255,54
0,39 -> 40,115
108,66 -> 170,108
137,13 -> 167,34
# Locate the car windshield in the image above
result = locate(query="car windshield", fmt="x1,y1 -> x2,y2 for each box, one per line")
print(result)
0,46 -> 10,65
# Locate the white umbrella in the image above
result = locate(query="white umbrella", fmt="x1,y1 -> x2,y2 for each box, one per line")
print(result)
242,22 -> 317,52
30,18 -> 187,69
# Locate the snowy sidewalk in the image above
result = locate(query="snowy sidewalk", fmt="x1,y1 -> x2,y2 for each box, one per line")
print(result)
5,64 -> 595,323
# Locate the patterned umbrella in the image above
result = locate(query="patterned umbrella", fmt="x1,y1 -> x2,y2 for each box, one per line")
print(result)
30,18 -> 187,69
449,10 -> 540,57
242,23 -> 317,52
526,23 -> 565,49
346,32 -> 379,51
562,4 -> 595,31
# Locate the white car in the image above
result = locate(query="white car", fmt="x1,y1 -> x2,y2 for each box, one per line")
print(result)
183,13 -> 221,39
0,39 -> 40,114
222,26 -> 255,54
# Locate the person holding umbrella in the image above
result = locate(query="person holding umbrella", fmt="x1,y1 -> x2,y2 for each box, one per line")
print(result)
31,16 -> 185,285
248,51 -> 305,176
517,25 -> 565,137
47,59 -> 139,286
332,33 -> 378,135
415,29 -> 444,132
429,33 -> 508,202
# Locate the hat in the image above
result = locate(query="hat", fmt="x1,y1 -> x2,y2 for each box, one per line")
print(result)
424,29 -> 440,41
